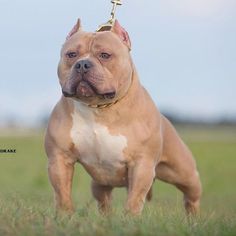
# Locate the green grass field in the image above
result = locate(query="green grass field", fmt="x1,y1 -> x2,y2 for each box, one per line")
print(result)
0,126 -> 236,236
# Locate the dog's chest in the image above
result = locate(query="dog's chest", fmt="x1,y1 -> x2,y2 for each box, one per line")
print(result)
70,103 -> 127,184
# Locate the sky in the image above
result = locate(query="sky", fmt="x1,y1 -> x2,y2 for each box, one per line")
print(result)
0,0 -> 235,126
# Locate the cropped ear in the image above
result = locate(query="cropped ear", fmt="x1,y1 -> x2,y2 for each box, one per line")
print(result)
66,19 -> 82,40
111,20 -> 131,50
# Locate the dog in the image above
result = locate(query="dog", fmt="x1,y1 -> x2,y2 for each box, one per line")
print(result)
45,19 -> 202,215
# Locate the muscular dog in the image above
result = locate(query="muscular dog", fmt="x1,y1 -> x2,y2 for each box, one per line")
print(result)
45,19 -> 202,215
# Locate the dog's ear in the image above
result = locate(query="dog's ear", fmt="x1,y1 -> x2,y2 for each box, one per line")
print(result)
66,19 -> 82,40
111,20 -> 131,50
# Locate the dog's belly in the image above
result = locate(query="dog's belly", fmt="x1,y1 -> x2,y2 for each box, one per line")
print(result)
70,102 -> 128,186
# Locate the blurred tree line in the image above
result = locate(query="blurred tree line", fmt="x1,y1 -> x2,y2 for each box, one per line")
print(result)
1,111 -> 236,130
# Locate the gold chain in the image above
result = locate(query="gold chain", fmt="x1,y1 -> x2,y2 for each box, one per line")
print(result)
97,0 -> 122,32
109,0 -> 122,24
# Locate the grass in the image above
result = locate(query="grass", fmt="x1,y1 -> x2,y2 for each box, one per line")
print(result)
0,126 -> 236,235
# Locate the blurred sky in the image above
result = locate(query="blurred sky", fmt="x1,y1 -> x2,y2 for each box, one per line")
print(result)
0,0 -> 236,126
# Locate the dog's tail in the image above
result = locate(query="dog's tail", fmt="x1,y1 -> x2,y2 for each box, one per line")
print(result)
146,187 -> 153,201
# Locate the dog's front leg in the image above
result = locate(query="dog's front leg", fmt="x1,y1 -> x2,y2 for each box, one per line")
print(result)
48,153 -> 75,214
125,159 -> 156,215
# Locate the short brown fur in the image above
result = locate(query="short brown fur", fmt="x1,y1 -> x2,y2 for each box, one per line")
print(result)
45,19 -> 201,216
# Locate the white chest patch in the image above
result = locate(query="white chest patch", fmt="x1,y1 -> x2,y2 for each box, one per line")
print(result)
70,102 -> 127,183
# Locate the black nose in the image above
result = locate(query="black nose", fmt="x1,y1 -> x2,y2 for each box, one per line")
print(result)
75,60 -> 93,73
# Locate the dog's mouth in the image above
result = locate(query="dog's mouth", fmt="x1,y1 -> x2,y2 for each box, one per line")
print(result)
62,80 -> 116,100
101,92 -> 116,99
77,80 -> 116,100
76,80 -> 96,97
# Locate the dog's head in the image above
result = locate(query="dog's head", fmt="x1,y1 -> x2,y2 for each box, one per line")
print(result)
58,19 -> 133,107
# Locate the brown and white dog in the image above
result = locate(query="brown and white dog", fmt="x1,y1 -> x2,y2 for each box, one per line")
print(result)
45,19 -> 202,216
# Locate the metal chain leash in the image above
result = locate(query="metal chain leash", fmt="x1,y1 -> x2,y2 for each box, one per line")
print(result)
97,0 -> 122,31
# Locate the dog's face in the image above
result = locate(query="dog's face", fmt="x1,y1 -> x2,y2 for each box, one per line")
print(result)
58,19 -> 133,106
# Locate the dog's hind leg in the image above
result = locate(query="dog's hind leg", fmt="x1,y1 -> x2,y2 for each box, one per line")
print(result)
91,181 -> 113,215
156,116 -> 202,215
176,175 -> 202,215
156,161 -> 202,215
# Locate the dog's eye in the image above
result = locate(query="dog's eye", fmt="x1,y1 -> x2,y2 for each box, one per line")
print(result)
99,53 -> 111,60
66,52 -> 78,59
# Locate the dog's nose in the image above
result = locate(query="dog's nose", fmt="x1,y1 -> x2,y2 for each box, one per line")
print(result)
75,60 -> 93,74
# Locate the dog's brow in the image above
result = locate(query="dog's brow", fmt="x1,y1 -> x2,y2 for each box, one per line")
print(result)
88,34 -> 97,53
93,44 -> 111,52
90,34 -> 113,53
